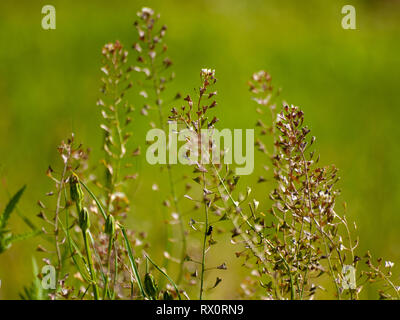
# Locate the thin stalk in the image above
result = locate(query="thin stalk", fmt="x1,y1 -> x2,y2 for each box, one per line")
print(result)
53,153 -> 70,280
82,230 -> 99,300
195,90 -> 210,300
199,182 -> 209,300
299,150 -> 341,299
78,179 -> 107,220
375,268 -> 400,299
212,163 -> 296,299
121,225 -> 147,299
297,149 -> 314,300
103,235 -> 114,299
112,243 -> 118,299
334,212 -> 358,299
105,64 -> 124,214
62,191 -> 91,283
150,54 -> 186,284
88,231 -> 108,294
145,253 -> 182,300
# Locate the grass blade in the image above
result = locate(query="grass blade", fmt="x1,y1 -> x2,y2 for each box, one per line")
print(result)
121,225 -> 146,299
78,179 -> 107,220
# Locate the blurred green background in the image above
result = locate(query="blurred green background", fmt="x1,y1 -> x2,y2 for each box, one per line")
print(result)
0,0 -> 400,299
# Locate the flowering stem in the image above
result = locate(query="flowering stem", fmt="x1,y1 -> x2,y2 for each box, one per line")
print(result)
199,184 -> 209,300
212,163 -> 296,299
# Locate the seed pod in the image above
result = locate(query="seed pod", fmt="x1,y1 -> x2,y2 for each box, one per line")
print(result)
105,214 -> 116,237
144,273 -> 158,299
163,291 -> 173,300
79,207 -> 90,232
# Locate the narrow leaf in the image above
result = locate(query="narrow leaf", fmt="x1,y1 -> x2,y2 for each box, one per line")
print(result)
0,185 -> 26,229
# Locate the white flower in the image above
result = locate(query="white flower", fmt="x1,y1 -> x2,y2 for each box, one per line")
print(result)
252,70 -> 266,81
201,68 -> 215,77
385,261 -> 395,268
253,199 -> 259,210
141,7 -> 154,15
171,212 -> 179,220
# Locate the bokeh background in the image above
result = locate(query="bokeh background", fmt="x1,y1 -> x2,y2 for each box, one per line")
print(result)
0,0 -> 399,299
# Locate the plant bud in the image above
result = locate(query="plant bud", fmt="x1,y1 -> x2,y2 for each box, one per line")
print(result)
70,175 -> 84,212
144,273 -> 158,299
105,214 -> 116,237
79,207 -> 90,232
163,291 -> 173,300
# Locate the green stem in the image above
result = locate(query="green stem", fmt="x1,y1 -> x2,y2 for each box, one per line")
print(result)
212,163 -> 296,299
78,179 -> 107,220
199,187 -> 209,300
82,230 -> 99,300
103,235 -> 114,300
145,254 -> 182,300
121,225 -> 147,299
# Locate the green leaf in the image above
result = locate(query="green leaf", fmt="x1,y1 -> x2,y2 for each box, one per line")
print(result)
7,229 -> 42,244
0,185 -> 26,230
